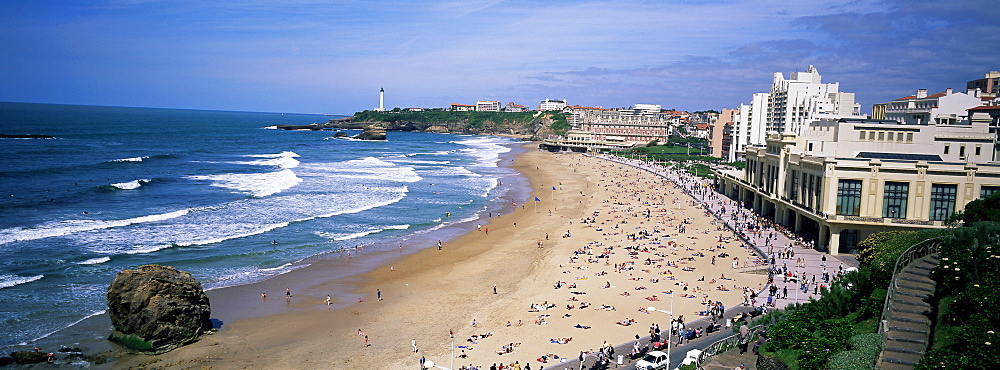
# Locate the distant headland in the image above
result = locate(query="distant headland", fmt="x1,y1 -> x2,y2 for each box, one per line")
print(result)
271,110 -> 569,140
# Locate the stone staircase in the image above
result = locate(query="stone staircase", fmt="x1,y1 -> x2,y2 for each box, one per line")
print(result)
878,254 -> 939,369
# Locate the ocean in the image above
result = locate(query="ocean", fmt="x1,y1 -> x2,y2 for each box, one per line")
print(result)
0,102 -> 526,351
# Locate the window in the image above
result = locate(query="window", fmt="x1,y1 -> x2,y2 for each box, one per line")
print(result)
907,133 -> 914,142
897,133 -> 904,142
976,145 -> 982,156
960,145 -> 966,158
944,145 -> 950,155
859,131 -> 865,140
808,142 -> 814,151
887,132 -> 895,141
982,186 -> 1000,199
837,179 -> 863,216
883,182 -> 909,218
878,132 -> 885,141
789,170 -> 798,201
929,184 -> 957,221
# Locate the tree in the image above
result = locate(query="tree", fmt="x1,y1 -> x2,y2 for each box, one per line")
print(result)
959,191 -> 1000,224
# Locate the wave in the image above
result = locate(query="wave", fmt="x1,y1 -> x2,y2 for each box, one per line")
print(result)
85,187 -> 411,255
110,179 -> 151,190
236,151 -> 300,169
249,151 -> 300,159
0,208 -> 193,245
189,168 -> 302,197
0,274 -> 44,290
315,224 -> 411,241
30,309 -> 106,343
452,137 -> 513,167
206,262 -> 309,290
111,156 -> 149,163
313,157 -> 422,183
108,154 -> 175,163
76,257 -> 111,265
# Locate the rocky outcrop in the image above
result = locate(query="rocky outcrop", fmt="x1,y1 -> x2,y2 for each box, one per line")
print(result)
106,265 -> 212,351
354,124 -> 387,140
425,125 -> 449,133
9,351 -> 48,364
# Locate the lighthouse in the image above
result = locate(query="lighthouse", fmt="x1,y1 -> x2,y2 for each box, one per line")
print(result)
375,87 -> 385,112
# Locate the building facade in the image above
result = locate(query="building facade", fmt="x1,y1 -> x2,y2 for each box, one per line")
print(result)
968,71 -> 1000,100
711,108 -> 737,159
729,93 -> 768,163
450,103 -> 476,111
766,65 -> 861,134
538,99 -> 568,111
504,102 -> 527,112
476,100 -> 501,112
871,88 -> 983,125
716,113 -> 1000,255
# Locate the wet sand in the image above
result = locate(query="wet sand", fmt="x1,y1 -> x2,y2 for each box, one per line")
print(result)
114,145 -> 767,369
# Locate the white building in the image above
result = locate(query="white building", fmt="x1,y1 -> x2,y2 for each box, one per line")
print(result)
872,88 -> 983,125
766,65 -> 862,134
729,93 -> 769,162
476,100 -> 501,112
450,103 -> 475,111
538,99 -> 567,111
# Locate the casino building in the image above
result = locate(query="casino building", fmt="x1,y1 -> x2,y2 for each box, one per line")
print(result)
715,113 -> 1000,255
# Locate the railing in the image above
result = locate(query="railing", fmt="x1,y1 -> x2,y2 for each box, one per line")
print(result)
694,325 -> 767,369
875,236 -> 944,366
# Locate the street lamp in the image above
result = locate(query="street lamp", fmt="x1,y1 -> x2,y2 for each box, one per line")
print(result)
648,300 -> 674,370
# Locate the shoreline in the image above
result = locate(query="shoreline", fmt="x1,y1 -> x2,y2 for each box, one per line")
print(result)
112,145 -> 768,369
11,139 -> 532,366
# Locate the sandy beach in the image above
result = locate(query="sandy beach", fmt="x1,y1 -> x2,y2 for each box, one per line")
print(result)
114,144 -> 767,369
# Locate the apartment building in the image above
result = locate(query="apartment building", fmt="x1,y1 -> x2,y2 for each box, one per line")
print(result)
766,65 -> 862,134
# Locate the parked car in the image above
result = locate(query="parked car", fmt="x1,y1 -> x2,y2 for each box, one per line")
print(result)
634,350 -> 669,370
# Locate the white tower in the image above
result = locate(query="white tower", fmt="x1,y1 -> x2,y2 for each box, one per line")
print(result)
375,87 -> 385,112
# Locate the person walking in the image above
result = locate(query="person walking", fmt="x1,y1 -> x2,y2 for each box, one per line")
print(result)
411,338 -> 418,353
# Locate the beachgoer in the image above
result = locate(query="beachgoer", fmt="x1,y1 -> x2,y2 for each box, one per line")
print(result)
377,289 -> 382,301
325,295 -> 332,305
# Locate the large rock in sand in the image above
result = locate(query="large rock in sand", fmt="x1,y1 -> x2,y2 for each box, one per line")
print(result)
106,264 -> 212,351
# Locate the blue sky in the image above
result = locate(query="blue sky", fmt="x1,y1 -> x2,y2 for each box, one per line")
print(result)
1,0 -> 997,114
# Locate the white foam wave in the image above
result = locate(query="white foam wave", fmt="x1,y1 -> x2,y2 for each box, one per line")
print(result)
0,274 -> 44,290
189,168 -> 302,197
249,151 -> 300,159
311,157 -> 422,183
316,224 -> 411,241
237,151 -> 300,169
405,150 -> 452,157
385,158 -> 451,165
452,137 -> 512,167
0,208 -> 193,245
77,257 -> 111,265
111,179 -> 150,190
81,187 -> 410,255
111,156 -> 149,163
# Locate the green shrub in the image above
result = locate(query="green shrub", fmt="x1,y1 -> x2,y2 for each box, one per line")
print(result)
108,332 -> 153,351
